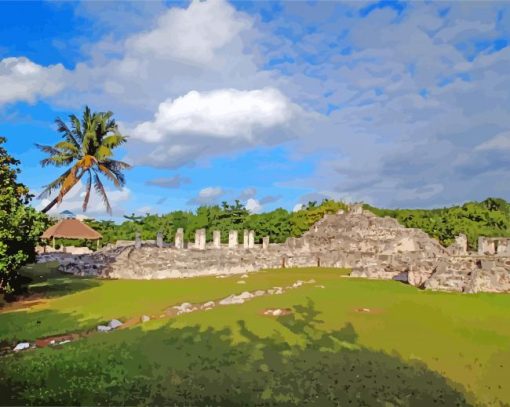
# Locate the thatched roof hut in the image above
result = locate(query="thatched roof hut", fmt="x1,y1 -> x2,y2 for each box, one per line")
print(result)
42,219 -> 102,241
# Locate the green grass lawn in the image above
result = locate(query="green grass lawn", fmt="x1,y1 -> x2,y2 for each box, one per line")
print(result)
1,263 -> 509,406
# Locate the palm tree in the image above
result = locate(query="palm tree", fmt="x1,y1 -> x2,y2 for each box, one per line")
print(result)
37,106 -> 131,215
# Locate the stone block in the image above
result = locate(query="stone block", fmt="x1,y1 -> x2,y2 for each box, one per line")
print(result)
248,230 -> 255,249
156,232 -> 163,248
262,236 -> 269,250
243,230 -> 249,249
195,229 -> 206,250
175,228 -> 184,249
213,230 -> 221,248
229,230 -> 238,249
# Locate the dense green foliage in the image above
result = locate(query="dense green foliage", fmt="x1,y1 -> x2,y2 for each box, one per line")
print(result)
78,199 -> 348,249
364,197 -> 510,249
0,138 -> 49,294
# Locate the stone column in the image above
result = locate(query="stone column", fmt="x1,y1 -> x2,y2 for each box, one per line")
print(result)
228,230 -> 238,249
195,229 -> 206,250
243,230 -> 249,249
248,230 -> 255,249
262,236 -> 269,250
175,228 -> 184,249
213,231 -> 221,248
135,232 -> 141,249
156,232 -> 163,248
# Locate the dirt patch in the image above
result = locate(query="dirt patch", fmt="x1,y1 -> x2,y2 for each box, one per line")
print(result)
35,333 -> 81,348
0,296 -> 47,313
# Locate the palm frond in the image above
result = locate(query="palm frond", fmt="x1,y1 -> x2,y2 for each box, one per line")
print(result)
82,171 -> 92,212
55,117 -> 81,149
69,114 -> 83,142
98,163 -> 121,188
93,172 -> 112,214
54,141 -> 80,155
40,154 -> 75,168
38,168 -> 72,199
35,143 -> 61,156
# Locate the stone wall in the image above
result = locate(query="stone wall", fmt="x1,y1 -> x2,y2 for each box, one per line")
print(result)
46,206 -> 510,293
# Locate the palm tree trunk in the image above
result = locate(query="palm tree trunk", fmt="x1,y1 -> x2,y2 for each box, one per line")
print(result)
41,173 -> 84,214
41,195 -> 62,214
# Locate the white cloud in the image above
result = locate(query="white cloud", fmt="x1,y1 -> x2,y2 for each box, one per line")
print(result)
245,198 -> 262,213
127,0 -> 250,65
37,181 -> 131,217
475,132 -> 510,151
293,203 -> 304,212
131,88 -> 295,142
0,57 -> 66,105
127,87 -> 299,167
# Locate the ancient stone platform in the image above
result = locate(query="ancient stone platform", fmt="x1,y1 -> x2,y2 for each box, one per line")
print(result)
42,205 -> 510,293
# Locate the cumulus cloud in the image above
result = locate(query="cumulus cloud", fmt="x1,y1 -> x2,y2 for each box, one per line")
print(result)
187,186 -> 225,206
127,0 -> 250,65
127,87 -> 299,167
245,198 -> 262,214
36,181 -> 131,217
131,88 -> 294,142
146,175 -> 191,188
0,57 -> 66,105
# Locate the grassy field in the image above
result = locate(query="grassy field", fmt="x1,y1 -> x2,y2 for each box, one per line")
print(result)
1,264 -> 509,406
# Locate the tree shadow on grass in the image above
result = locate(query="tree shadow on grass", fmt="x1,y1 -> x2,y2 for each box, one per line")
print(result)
2,263 -> 100,306
0,300 -> 474,406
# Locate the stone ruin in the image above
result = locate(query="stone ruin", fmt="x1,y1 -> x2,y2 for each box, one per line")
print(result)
40,204 -> 510,294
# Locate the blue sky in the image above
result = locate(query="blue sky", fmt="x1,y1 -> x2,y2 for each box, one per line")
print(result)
1,0 -> 510,219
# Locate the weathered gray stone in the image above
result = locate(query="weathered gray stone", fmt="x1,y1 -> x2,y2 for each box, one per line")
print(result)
13,342 -> 30,352
248,230 -> 255,249
262,236 -> 269,250
156,232 -> 164,248
213,231 -> 221,248
228,230 -> 238,249
195,229 -> 206,250
108,319 -> 123,329
243,230 -> 249,249
135,233 -> 141,249
175,228 -> 184,249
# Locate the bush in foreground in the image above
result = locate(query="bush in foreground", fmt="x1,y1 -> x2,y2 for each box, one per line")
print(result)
0,137 -> 49,294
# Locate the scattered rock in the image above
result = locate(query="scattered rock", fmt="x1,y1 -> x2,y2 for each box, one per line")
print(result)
141,315 -> 150,323
315,285 -> 325,289
173,302 -> 194,315
263,308 -> 292,317
108,319 -> 123,329
292,280 -> 304,288
219,294 -> 246,305
202,301 -> 215,309
240,274 -> 249,279
236,280 -> 246,284
306,279 -> 316,284
357,307 -> 371,313
58,340 -> 71,345
13,342 -> 30,352
253,290 -> 266,297
97,325 -> 112,333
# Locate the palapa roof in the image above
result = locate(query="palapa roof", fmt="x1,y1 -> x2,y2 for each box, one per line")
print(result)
41,219 -> 102,240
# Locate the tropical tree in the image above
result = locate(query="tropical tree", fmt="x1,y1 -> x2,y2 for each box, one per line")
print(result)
37,106 -> 131,214
0,137 -> 49,294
